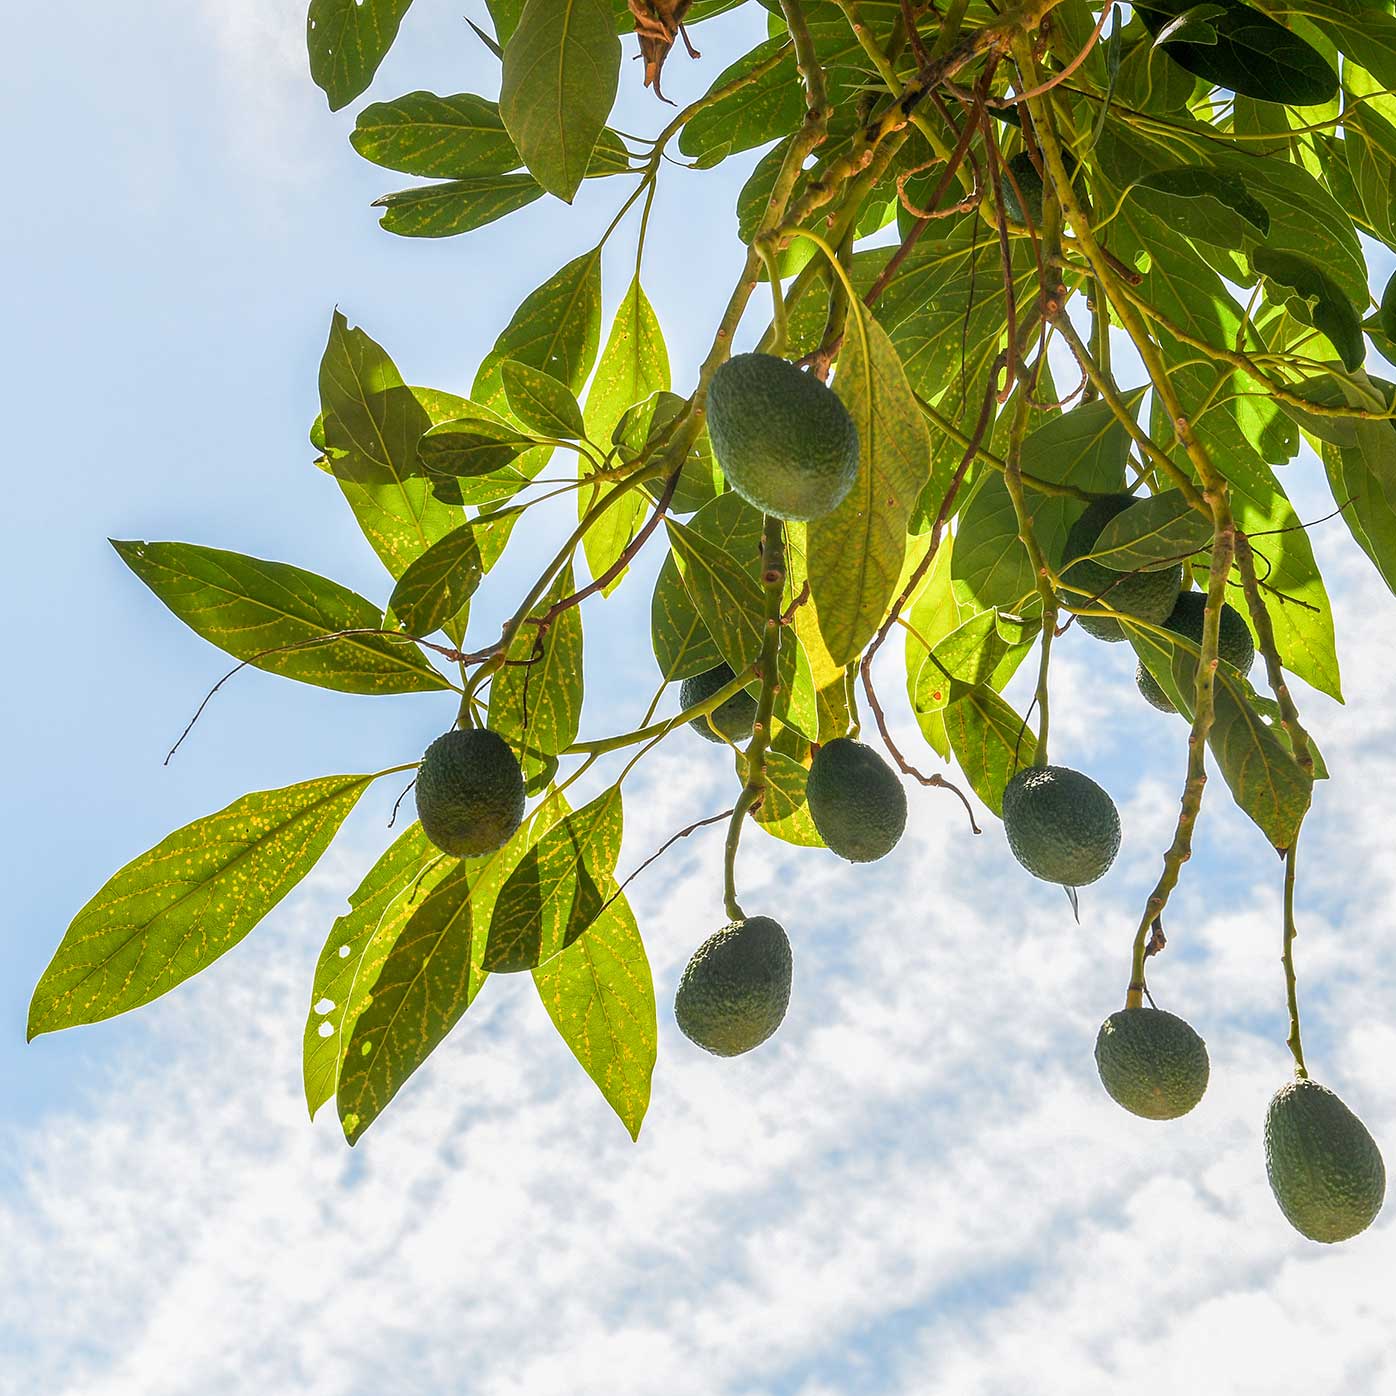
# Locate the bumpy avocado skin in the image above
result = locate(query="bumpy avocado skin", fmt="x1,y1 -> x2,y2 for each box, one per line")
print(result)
1095,1007 -> 1210,1120
1059,494 -> 1184,642
1136,590 -> 1257,712
806,738 -> 908,863
680,662 -> 758,744
675,916 -> 793,1057
415,727 -> 525,858
1002,764 -> 1121,886
706,353 -> 860,522
1265,1079 -> 1386,1243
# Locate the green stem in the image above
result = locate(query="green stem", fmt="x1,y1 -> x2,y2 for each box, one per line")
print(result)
1283,839 -> 1309,1079
722,517 -> 787,922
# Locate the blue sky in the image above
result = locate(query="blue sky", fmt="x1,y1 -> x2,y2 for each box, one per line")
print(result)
5,2 -> 1396,1393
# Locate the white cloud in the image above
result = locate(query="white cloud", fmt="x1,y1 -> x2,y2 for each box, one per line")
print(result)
5,549 -> 1396,1396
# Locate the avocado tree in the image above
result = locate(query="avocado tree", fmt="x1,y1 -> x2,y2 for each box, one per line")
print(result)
30,0 -> 1396,1244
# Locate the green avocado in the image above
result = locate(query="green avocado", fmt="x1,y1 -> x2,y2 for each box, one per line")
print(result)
674,915 -> 793,1057
1059,494 -> 1184,643
1002,764 -> 1121,886
680,662 -> 758,745
1265,1078 -> 1386,1243
999,148 -> 1082,226
1095,1007 -> 1210,1120
1136,589 -> 1257,712
806,737 -> 907,862
415,727 -> 525,858
705,353 -> 860,522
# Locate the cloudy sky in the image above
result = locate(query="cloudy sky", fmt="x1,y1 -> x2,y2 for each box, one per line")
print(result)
5,3 -> 1396,1393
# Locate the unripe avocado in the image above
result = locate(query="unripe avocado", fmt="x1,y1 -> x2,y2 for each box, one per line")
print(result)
1059,494 -> 1184,642
1136,590 -> 1257,712
680,662 -> 758,745
806,737 -> 907,863
1265,1078 -> 1386,1243
706,353 -> 860,521
999,148 -> 1082,225
1095,1007 -> 1209,1120
675,915 -> 792,1057
1002,764 -> 1120,886
415,727 -> 525,858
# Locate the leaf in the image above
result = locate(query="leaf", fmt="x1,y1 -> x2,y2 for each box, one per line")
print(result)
944,685 -> 1036,819
336,858 -> 485,1144
302,822 -> 445,1118
532,892 -> 656,1139
650,550 -> 724,681
905,540 -> 959,758
484,787 -> 624,972
30,774 -> 374,1037
1323,429 -> 1396,596
1089,490 -> 1213,571
388,511 -> 519,636
113,540 -> 449,694
748,749 -> 824,846
319,312 -> 460,580
929,609 -> 1008,687
310,799 -> 563,1123
808,312 -> 930,666
1134,167 -> 1270,248
501,360 -> 587,438
473,249 -> 604,422
1134,0 -> 1337,105
499,0 -> 620,202
417,417 -> 536,479
665,516 -> 765,674
488,562 -> 585,763
350,91 -> 521,177
1252,248 -> 1364,372
307,0 -> 415,111
678,37 -> 799,167
372,175 -> 544,238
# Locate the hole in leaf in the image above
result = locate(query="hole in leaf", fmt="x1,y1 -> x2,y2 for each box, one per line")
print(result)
318,1022 -> 335,1038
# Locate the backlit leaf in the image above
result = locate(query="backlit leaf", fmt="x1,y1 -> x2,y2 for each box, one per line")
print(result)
31,774 -> 374,1036
308,0 -> 415,111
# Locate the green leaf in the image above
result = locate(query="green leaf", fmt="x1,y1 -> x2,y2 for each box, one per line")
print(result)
532,891 -> 656,1139
310,799 -> 563,1123
388,511 -> 519,636
417,417 -> 536,479
499,0 -> 620,202
485,787 -> 624,972
1089,489 -> 1213,571
905,540 -> 960,758
302,822 -> 446,1118
665,516 -> 765,674
473,249 -> 604,424
944,685 -> 1036,819
678,37 -> 799,167
809,312 -> 930,665
488,562 -> 585,762
650,550 -> 724,681
749,749 -> 824,846
307,0 -> 415,111
336,858 -> 485,1144
1323,428 -> 1396,596
501,360 -> 587,438
113,540 -> 449,694
31,774 -> 374,1037
1252,248 -> 1364,372
1135,0 -> 1337,105
372,174 -> 544,238
929,609 -> 1009,687
1134,167 -> 1271,248
319,312 -> 461,580
351,91 -> 520,177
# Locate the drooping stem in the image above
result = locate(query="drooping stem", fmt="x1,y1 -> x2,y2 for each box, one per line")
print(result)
1282,838 -> 1309,1079
723,516 -> 787,922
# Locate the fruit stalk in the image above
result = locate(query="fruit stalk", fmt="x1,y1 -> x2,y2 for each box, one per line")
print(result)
723,516 -> 787,921
1282,839 -> 1309,1079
